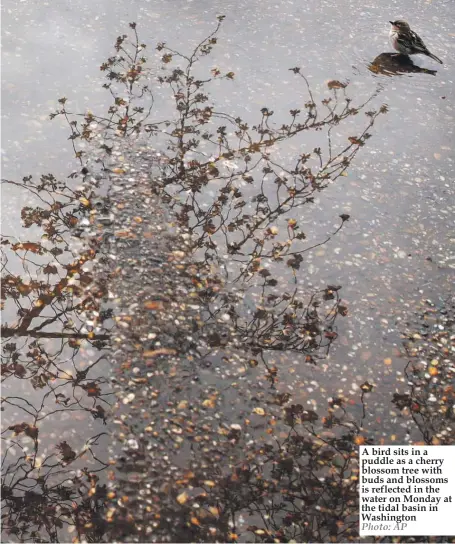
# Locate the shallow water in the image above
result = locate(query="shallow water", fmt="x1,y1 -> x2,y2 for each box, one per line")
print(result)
2,0 -> 455,541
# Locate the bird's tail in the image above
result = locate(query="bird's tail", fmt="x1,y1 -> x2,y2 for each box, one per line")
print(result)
427,51 -> 443,64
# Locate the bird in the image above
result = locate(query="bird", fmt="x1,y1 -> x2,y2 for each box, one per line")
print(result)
389,20 -> 443,64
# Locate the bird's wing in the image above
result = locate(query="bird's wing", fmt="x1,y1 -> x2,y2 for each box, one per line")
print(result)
409,30 -> 430,53
394,31 -> 414,51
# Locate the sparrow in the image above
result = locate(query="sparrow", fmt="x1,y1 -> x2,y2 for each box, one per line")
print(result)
389,20 -> 443,64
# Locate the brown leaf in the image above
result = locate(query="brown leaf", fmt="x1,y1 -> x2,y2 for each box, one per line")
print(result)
348,136 -> 364,146
82,382 -> 101,397
338,305 -> 348,316
209,506 -> 220,517
92,405 -> 106,421
43,264 -> 58,275
11,242 -> 43,254
56,441 -> 76,462
25,425 -> 39,439
9,423 -> 29,435
114,230 -> 135,239
327,80 -> 347,90
144,300 -> 165,311
13,364 -> 26,377
176,491 -> 188,504
8,422 -> 38,439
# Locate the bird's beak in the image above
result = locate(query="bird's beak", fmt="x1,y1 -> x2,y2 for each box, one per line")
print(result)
389,21 -> 394,25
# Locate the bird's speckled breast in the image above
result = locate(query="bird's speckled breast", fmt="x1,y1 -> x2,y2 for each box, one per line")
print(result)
389,29 -> 403,52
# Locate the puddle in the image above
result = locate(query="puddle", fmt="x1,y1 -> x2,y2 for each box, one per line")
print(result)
2,3 -> 454,542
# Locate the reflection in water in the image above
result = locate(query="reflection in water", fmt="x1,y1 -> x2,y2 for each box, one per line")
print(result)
1,18 -> 452,543
369,53 -> 437,77
1,173 -> 114,542
98,152 -> 372,542
393,297 -> 455,446
93,21 -> 385,543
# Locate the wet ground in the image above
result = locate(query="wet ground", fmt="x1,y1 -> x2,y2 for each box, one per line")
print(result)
2,0 -> 455,542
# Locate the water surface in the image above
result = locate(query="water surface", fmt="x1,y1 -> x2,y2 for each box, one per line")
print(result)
2,0 -> 454,541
